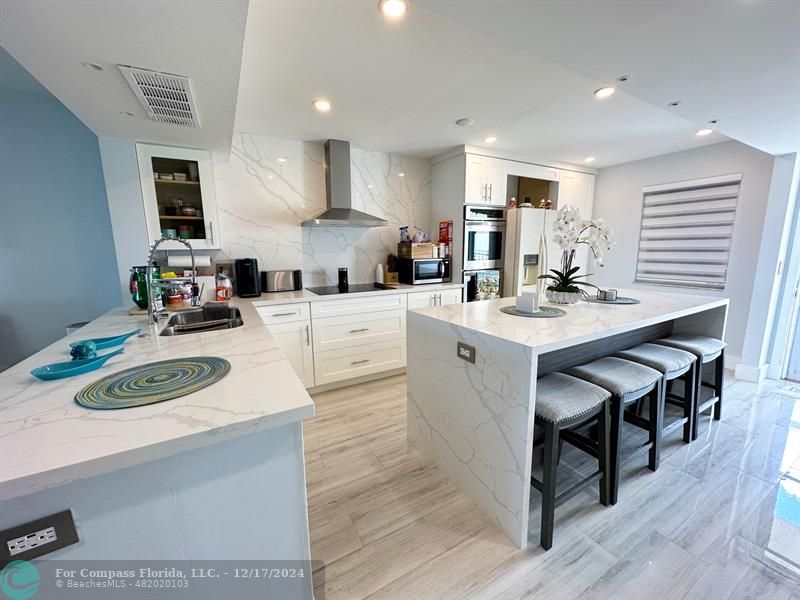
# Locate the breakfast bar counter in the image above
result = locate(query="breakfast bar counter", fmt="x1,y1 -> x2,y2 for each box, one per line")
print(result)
406,289 -> 728,548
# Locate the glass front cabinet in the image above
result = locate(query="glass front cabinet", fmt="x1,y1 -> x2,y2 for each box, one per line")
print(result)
136,143 -> 221,250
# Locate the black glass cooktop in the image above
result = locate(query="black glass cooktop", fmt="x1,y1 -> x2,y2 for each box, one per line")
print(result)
306,283 -> 396,296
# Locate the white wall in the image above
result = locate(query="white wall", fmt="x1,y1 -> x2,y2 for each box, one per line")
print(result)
591,141 -> 777,366
100,133 -> 432,295
214,132 -> 431,287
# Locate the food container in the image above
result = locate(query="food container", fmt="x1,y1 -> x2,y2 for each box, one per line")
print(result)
178,225 -> 193,239
161,228 -> 178,238
180,206 -> 198,217
159,173 -> 174,180
398,242 -> 434,259
173,173 -> 188,181
598,289 -> 618,301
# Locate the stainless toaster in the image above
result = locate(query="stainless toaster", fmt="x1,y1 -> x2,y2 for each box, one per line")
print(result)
261,269 -> 303,293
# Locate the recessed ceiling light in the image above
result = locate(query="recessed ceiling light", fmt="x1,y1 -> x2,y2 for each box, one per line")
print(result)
312,98 -> 331,113
398,172 -> 405,177
696,128 -> 713,137
379,0 -> 407,18
584,157 -> 596,164
81,62 -> 103,71
593,86 -> 615,99
277,157 -> 287,163
484,136 -> 497,144
455,118 -> 474,127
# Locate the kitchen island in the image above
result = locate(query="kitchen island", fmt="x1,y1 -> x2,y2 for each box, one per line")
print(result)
0,300 -> 315,577
406,289 -> 729,548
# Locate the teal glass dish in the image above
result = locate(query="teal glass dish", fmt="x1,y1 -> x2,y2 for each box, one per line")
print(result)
69,329 -> 141,351
31,348 -> 126,381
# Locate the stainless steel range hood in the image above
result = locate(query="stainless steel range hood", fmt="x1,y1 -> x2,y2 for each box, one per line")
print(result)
302,139 -> 389,228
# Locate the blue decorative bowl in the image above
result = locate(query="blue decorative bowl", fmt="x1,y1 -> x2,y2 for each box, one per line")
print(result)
69,329 -> 141,351
31,348 -> 125,381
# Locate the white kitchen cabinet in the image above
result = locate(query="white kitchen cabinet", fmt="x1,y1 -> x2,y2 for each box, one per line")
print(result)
557,170 -> 596,273
465,155 -> 506,205
312,310 -> 406,353
267,320 -> 315,388
314,339 -> 406,387
408,288 -> 463,309
136,143 -> 221,250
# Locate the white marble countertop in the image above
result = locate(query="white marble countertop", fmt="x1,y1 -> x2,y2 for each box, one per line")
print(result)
252,282 -> 464,306
410,289 -> 729,353
0,299 -> 315,502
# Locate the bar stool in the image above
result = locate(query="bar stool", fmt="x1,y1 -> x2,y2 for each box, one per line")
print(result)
655,334 -> 726,440
531,373 -> 611,550
615,343 -> 697,443
566,357 -> 663,505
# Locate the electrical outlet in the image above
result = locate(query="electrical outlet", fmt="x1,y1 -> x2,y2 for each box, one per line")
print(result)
0,510 -> 78,564
8,527 -> 57,556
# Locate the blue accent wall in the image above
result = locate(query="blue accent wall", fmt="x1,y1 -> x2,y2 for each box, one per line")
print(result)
0,48 -> 121,371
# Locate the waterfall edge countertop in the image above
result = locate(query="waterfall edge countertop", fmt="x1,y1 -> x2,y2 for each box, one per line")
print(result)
408,288 -> 729,352
0,299 -> 315,502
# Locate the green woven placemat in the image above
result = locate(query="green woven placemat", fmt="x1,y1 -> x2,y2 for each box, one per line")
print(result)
75,357 -> 231,410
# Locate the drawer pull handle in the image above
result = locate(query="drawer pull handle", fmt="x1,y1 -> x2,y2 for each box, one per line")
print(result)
272,312 -> 297,317
349,328 -> 369,333
351,359 -> 370,365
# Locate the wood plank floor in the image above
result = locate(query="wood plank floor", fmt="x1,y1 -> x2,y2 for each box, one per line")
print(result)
304,374 -> 800,600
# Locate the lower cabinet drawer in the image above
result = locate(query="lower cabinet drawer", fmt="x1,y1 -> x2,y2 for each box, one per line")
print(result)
312,310 -> 405,352
314,339 -> 406,386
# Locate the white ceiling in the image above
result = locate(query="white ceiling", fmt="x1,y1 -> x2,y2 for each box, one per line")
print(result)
1,1 -> 797,167
419,0 -> 800,158
234,0 -> 735,167
0,0 -> 248,151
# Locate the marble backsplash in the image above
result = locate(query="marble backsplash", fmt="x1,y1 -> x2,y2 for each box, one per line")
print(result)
213,132 -> 432,287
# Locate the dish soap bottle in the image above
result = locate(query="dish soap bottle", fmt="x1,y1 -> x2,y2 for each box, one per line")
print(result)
215,267 -> 233,301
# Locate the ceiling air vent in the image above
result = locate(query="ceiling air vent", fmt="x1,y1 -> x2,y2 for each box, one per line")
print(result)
118,65 -> 200,127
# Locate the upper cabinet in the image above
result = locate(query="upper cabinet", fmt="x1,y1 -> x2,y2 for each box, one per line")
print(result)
557,170 -> 595,220
465,154 -> 506,205
136,143 -> 221,250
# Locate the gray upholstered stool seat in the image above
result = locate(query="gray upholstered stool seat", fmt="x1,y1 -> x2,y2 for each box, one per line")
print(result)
656,334 -> 726,440
566,357 -> 661,397
615,343 -> 695,377
535,373 -> 611,424
532,373 -> 612,550
615,343 -> 697,443
565,356 -> 665,505
655,334 -> 726,360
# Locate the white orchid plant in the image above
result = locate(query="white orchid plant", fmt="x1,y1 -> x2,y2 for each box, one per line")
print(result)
539,205 -> 615,293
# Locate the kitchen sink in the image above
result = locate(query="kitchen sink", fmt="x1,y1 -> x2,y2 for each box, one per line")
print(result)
159,304 -> 244,336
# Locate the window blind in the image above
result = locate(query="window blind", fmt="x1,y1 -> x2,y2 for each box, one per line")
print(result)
635,173 -> 742,290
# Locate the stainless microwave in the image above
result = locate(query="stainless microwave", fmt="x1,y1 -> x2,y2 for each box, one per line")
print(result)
397,258 -> 451,285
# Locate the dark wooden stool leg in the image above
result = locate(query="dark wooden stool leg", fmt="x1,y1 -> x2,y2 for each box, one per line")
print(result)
648,379 -> 664,471
692,359 -> 702,440
713,349 -> 724,421
598,399 -> 611,506
609,395 -> 623,505
540,421 -> 559,550
683,366 -> 696,443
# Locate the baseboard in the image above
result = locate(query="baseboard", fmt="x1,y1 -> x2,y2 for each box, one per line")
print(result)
734,360 -> 768,383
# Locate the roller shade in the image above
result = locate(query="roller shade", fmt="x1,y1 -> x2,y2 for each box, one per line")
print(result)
635,174 -> 742,290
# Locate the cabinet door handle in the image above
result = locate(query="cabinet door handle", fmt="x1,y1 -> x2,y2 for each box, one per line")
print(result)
351,359 -> 370,365
305,324 -> 310,346
272,311 -> 296,317
349,328 -> 369,333
488,183 -> 492,200
208,221 -> 214,245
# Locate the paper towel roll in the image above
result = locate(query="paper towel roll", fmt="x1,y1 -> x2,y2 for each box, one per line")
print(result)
167,255 -> 211,268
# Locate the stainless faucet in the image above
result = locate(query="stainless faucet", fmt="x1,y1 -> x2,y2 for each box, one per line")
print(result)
146,237 -> 198,325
